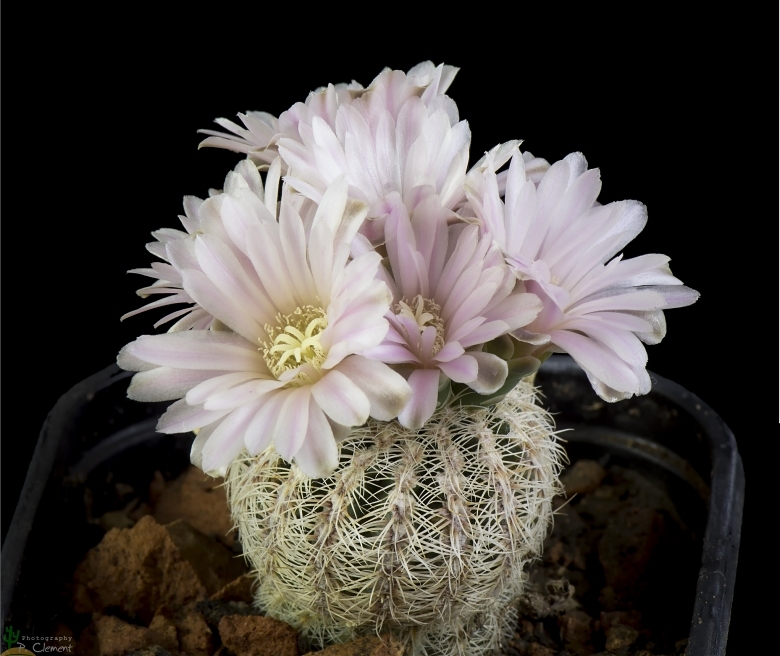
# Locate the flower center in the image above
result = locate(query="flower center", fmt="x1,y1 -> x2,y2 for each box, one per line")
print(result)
261,306 -> 328,379
396,295 -> 445,356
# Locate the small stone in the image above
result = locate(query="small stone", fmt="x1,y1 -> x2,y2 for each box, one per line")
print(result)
147,614 -> 178,652
561,460 -> 607,496
164,519 -> 247,595
98,507 -> 136,530
605,624 -> 638,652
600,610 -> 642,631
219,615 -> 299,656
558,610 -> 592,653
94,615 -> 150,656
125,648 -> 175,656
302,634 -> 404,655
72,516 -> 208,622
196,598 -> 257,630
175,609 -> 213,656
128,502 -> 153,523
211,573 -> 256,604
153,465 -> 237,547
518,575 -> 578,619
527,643 -> 556,656
115,482 -> 136,500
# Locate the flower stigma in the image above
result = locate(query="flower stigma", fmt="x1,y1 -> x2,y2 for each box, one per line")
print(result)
261,306 -> 328,381
396,295 -> 445,356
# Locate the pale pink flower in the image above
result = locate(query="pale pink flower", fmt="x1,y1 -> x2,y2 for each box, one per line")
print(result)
118,177 -> 411,478
277,62 -> 464,208
197,61 -> 457,171
121,158 -> 287,331
359,193 -> 542,428
465,150 -> 700,401
460,144 -> 551,210
197,62 -> 473,247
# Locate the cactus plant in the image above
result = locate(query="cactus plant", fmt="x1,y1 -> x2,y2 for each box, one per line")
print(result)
226,380 -> 563,654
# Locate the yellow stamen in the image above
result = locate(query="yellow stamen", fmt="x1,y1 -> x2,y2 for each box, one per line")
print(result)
395,294 -> 445,356
261,306 -> 328,382
398,295 -> 437,328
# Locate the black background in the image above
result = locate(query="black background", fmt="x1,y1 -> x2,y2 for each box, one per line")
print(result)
1,10 -> 772,655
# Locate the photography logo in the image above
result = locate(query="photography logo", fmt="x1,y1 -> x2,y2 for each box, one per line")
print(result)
1,626 -> 33,656
1,624 -> 73,655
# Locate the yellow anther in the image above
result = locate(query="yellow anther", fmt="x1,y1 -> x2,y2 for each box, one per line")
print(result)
398,295 -> 437,328
395,295 -> 445,356
261,306 -> 328,381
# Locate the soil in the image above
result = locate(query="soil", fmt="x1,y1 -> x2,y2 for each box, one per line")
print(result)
507,459 -> 700,656
55,457 -> 698,656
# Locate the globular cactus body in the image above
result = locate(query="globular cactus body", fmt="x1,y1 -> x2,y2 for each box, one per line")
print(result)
226,381 -> 564,655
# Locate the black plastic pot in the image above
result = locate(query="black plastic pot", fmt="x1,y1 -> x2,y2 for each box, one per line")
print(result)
1,355 -> 743,655
536,357 -> 744,655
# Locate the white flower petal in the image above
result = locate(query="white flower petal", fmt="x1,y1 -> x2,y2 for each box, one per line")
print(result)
432,341 -> 465,363
264,156 -> 282,216
397,368 -> 440,430
279,201 -> 317,304
467,352 -> 508,394
186,371 -> 266,406
294,404 -> 339,478
311,369 -> 370,427
203,379 -> 284,411
193,234 -> 275,325
273,386 -> 311,461
561,317 -> 648,368
630,310 -> 667,345
457,320 -> 511,349
335,354 -> 412,421
321,321 -> 390,370
550,329 -> 639,393
128,367 -> 220,402
438,354 -> 478,384
124,331 -> 265,371
570,289 -> 669,315
200,400 -> 262,473
360,344 -> 420,364
244,390 -> 286,455
182,268 -> 266,344
483,292 -> 543,331
156,398 -> 231,434
118,344 -> 157,372
189,420 -> 218,473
